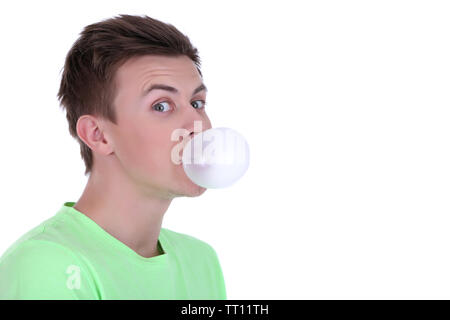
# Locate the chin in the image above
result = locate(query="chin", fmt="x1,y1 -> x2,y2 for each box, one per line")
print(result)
168,179 -> 207,198
183,183 -> 207,198
171,164 -> 208,197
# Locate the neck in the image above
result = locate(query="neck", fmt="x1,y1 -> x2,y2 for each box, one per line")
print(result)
73,167 -> 173,258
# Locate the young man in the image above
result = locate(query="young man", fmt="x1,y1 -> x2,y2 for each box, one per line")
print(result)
0,14 -> 226,299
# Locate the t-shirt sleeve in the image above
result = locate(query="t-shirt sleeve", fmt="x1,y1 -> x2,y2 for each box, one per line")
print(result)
0,239 -> 99,300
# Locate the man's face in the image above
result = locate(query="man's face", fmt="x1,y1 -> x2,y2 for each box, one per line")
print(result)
103,54 -> 212,199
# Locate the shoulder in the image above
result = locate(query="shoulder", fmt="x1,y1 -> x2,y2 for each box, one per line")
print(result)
0,239 -> 98,299
0,238 -> 88,283
0,238 -> 80,266
0,207 -> 98,263
161,228 -> 227,299
160,227 -> 219,256
0,211 -> 84,264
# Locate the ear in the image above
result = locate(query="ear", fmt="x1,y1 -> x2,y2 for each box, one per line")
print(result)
76,115 -> 114,156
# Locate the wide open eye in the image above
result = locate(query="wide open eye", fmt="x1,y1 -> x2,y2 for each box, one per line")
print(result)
192,100 -> 207,109
152,101 -> 172,113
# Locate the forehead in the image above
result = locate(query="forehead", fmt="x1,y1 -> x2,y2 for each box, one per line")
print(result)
114,55 -> 201,87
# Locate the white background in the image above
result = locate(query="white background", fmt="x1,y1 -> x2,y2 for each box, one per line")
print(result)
0,0 -> 449,299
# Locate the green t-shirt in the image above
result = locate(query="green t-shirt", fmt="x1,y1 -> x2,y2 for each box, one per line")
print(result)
0,202 -> 227,300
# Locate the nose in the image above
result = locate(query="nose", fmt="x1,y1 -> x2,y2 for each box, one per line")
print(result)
182,107 -> 212,137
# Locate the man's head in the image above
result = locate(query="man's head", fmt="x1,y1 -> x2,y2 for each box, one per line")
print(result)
57,14 -> 211,199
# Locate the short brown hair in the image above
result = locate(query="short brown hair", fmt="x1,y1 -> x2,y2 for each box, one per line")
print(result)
57,14 -> 203,176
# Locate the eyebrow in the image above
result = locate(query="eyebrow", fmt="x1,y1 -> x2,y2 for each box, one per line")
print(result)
143,83 -> 207,97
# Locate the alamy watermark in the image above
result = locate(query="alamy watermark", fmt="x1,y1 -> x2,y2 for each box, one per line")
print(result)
170,121 -> 248,166
66,264 -> 81,290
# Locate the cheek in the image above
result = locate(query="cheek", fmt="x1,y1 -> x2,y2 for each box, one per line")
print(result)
114,122 -> 174,176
